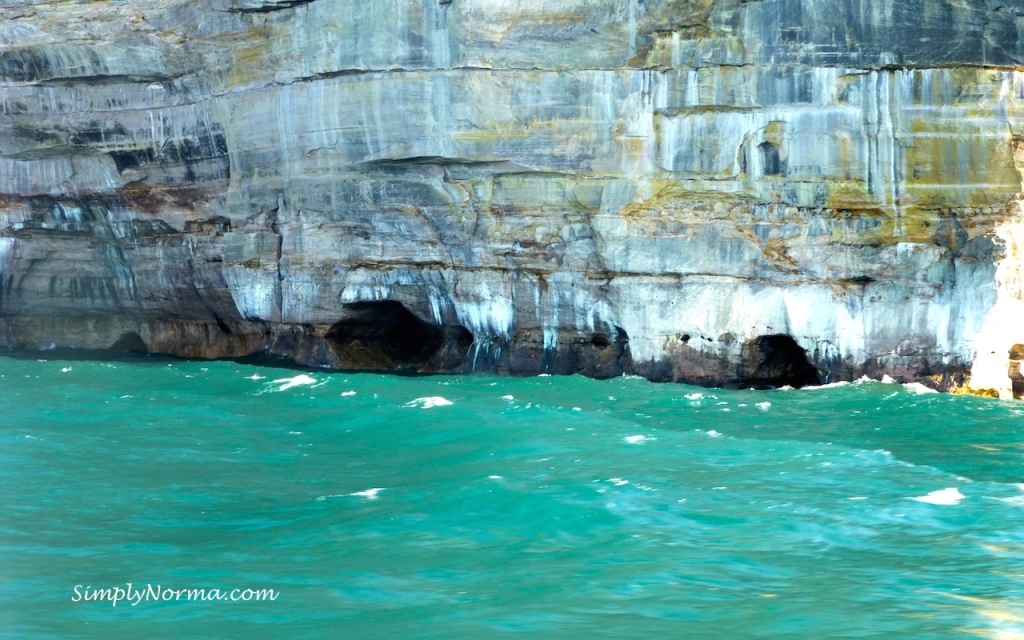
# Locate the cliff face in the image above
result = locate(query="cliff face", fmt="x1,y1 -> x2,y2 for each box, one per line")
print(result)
2,0 -> 1024,395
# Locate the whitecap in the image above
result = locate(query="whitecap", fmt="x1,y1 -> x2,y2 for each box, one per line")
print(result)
802,381 -> 850,390
684,393 -> 704,400
340,391 -> 356,397
624,435 -> 652,444
609,478 -> 629,486
756,402 -> 771,411
501,395 -> 514,401
903,382 -> 938,395
706,430 -> 723,438
407,396 -> 453,409
350,488 -> 384,500
60,367 -> 72,373
247,374 -> 266,380
881,374 -> 897,384
912,488 -> 965,505
272,374 -> 317,391
315,488 -> 386,502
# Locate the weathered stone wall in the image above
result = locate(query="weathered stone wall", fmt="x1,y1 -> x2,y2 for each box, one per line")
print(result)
2,0 -> 1024,394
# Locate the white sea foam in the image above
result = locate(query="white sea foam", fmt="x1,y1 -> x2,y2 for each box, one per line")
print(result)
247,374 -> 266,380
756,402 -> 771,411
407,396 -> 454,409
706,430 -> 723,438
912,488 -> 965,505
60,367 -> 72,373
340,391 -> 356,397
802,381 -> 850,390
609,478 -> 629,486
272,374 -> 317,391
624,435 -> 652,444
685,393 -> 704,400
350,488 -> 384,500
315,488 -> 385,502
501,395 -> 514,400
903,382 -> 938,395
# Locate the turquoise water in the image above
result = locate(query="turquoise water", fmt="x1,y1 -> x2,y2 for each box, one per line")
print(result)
2,355 -> 1024,639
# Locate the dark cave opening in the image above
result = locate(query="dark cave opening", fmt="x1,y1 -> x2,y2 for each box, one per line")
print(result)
325,301 -> 446,370
742,334 -> 820,389
109,332 -> 149,355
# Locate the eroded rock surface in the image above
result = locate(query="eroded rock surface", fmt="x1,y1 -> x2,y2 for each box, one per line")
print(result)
2,0 -> 1024,392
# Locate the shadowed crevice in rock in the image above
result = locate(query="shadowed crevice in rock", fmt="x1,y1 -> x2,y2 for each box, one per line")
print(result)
325,301 -> 470,372
217,0 -> 317,13
741,334 -> 820,389
759,141 -> 784,176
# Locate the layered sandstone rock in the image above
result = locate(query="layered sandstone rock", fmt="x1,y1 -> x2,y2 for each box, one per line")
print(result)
2,0 -> 1024,394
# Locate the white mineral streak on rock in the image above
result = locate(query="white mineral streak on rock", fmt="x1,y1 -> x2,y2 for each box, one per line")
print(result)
223,233 -> 282,322
452,273 -> 514,339
0,237 -> 16,271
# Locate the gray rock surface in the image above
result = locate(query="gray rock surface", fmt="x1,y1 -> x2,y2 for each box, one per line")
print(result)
2,0 -> 1024,395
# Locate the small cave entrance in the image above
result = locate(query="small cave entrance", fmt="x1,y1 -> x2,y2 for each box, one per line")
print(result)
741,334 -> 820,389
759,141 -> 783,176
325,301 -> 447,371
590,327 -> 627,350
109,332 -> 149,355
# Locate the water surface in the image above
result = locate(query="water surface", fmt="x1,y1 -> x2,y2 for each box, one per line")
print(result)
2,356 -> 1023,638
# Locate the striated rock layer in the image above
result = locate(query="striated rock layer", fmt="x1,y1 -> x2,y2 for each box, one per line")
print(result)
2,0 -> 1024,395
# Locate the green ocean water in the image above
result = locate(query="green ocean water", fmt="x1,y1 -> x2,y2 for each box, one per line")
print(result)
2,355 -> 1024,639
